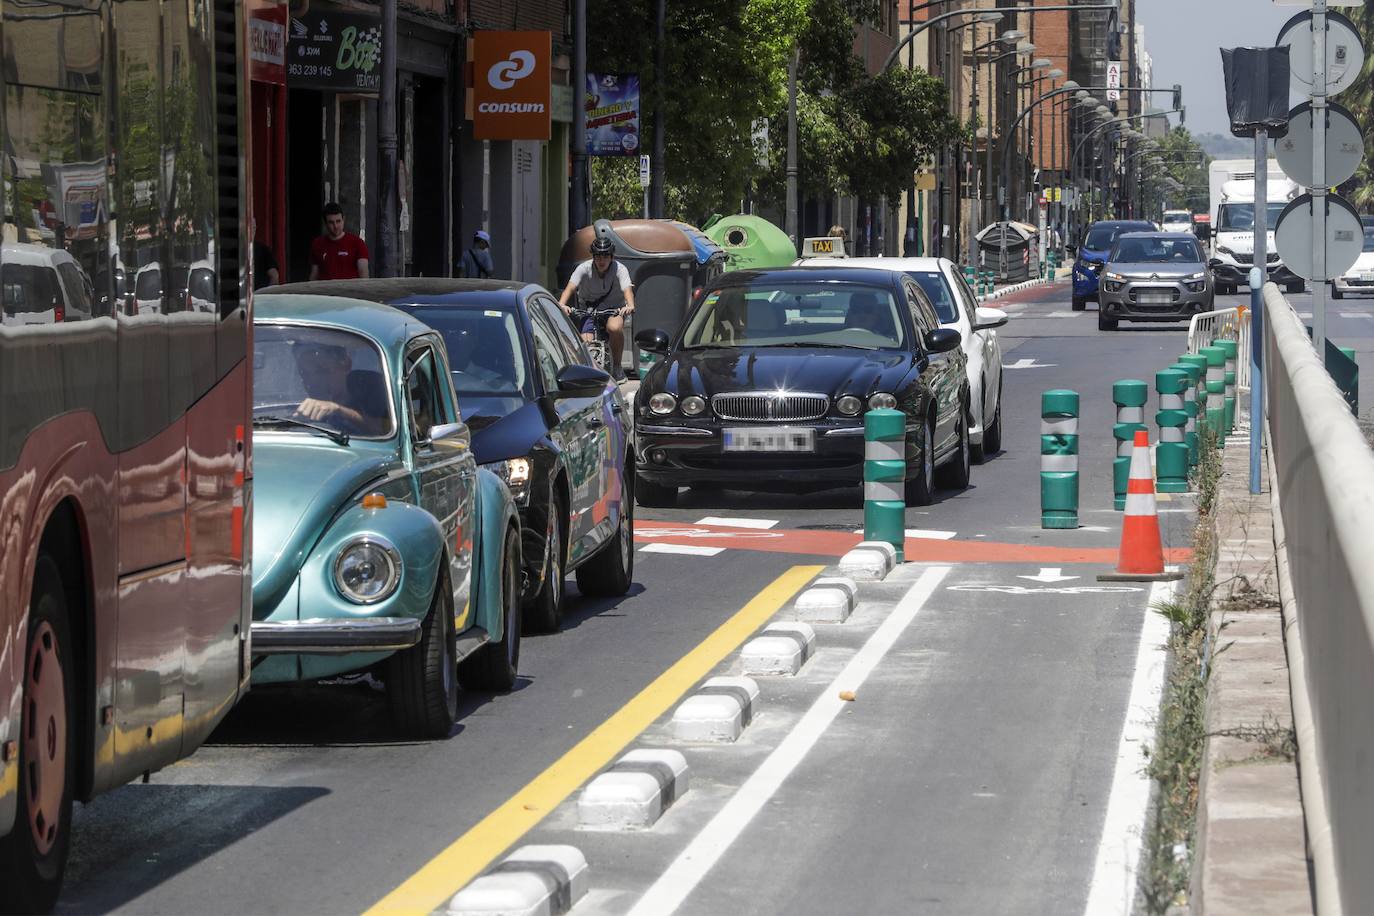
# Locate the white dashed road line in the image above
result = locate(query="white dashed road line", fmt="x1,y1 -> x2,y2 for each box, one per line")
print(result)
849,528 -> 957,540
625,565 -> 953,916
639,543 -> 726,557
694,516 -> 780,529
1082,579 -> 1176,916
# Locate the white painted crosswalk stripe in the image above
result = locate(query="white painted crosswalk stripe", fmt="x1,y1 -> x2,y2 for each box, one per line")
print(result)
694,516 -> 779,529
639,543 -> 725,557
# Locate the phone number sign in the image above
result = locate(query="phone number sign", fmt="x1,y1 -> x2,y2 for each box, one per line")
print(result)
288,10 -> 382,92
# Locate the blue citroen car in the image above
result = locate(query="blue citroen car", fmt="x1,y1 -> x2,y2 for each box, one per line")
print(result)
269,279 -> 635,636
1072,219 -> 1156,311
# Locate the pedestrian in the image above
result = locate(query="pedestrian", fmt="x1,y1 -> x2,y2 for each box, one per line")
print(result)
828,223 -> 849,254
308,202 -> 370,281
459,230 -> 495,279
253,239 -> 279,290
556,235 -> 636,381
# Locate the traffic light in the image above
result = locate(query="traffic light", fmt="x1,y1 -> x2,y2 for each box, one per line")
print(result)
1172,83 -> 1182,111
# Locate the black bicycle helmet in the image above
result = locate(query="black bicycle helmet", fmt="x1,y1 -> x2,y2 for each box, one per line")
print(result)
590,236 -> 615,257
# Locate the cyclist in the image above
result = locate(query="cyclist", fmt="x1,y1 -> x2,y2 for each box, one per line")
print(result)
557,235 -> 636,380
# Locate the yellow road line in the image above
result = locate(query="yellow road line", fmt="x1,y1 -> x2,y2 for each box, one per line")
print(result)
364,564 -> 823,916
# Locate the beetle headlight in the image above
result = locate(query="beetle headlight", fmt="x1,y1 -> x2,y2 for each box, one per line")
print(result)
649,393 -> 677,415
680,395 -> 707,416
836,395 -> 863,416
334,536 -> 401,604
868,392 -> 898,411
486,457 -> 533,507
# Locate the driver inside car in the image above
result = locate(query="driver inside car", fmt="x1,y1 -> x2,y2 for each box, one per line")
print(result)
292,342 -> 388,436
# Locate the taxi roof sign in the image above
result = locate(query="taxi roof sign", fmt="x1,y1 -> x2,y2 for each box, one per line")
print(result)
802,236 -> 847,258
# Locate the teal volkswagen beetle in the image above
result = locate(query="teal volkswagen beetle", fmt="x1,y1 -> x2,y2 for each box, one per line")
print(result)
250,292 -> 524,738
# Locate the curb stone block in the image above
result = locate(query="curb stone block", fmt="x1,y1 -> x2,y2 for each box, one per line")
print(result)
577,749 -> 689,829
791,577 -> 857,623
671,675 -> 760,742
741,622 -> 816,676
447,845 -> 588,916
839,541 -> 896,580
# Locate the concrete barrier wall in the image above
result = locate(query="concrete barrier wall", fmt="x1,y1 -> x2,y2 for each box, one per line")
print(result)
1264,283 -> 1374,913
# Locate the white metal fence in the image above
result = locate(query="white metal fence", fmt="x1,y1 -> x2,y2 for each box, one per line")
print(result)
1264,283 -> 1374,914
1187,306 -> 1252,391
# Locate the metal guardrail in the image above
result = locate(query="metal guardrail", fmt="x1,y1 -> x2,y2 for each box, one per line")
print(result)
1264,282 -> 1374,914
1187,306 -> 1251,392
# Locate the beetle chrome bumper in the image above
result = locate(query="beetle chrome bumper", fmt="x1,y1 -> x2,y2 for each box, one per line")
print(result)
251,617 -> 422,655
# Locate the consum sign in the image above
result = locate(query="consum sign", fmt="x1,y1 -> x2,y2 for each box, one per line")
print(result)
470,31 -> 551,141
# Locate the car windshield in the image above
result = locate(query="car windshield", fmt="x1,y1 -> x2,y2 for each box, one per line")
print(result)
681,281 -> 906,350
390,304 -> 532,401
905,271 -> 959,323
253,324 -> 394,439
1084,224 -> 1153,251
1217,203 -> 1286,231
1110,237 -> 1203,264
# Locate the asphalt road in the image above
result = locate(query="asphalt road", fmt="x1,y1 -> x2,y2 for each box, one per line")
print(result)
54,277 -> 1279,914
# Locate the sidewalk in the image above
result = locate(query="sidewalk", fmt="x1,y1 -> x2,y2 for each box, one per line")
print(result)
1188,429 -> 1313,914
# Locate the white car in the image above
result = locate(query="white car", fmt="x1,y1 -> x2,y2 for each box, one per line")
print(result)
1,243 -> 94,326
1332,225 -> 1374,299
796,255 -> 1007,462
1161,210 -> 1192,234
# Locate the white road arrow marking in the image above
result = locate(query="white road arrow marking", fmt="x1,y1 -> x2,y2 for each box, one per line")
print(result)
1017,567 -> 1079,583
1005,358 -> 1057,369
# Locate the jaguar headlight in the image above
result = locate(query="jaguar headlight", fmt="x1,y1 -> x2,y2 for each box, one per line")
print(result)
334,536 -> 401,604
836,395 -> 863,416
868,392 -> 898,411
648,393 -> 677,415
680,395 -> 707,416
487,457 -> 533,506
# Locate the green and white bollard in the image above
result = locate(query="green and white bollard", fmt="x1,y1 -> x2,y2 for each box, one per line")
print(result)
1178,353 -> 1209,442
1170,361 -> 1202,469
1112,379 -> 1149,511
1200,346 -> 1227,446
1155,369 -> 1190,493
864,408 -> 906,562
1213,338 -> 1238,435
1041,390 -> 1079,529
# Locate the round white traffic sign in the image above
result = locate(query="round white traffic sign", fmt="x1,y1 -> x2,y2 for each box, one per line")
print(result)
1274,100 -> 1364,188
1274,193 -> 1363,281
1277,9 -> 1366,96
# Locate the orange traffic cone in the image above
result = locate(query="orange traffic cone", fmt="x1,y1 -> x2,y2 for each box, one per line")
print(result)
1099,430 -> 1184,582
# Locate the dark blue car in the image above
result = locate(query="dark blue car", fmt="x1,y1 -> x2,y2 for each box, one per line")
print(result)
1072,220 -> 1156,311
269,279 -> 634,635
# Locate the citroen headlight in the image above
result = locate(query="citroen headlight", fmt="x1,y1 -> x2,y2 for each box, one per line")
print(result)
488,457 -> 533,506
836,395 -> 863,416
648,392 -> 677,415
334,536 -> 401,604
680,395 -> 707,416
1185,272 -> 1205,281
1105,271 -> 1124,281
868,392 -> 898,411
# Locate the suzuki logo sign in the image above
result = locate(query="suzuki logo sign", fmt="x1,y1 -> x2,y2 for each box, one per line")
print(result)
471,31 -> 551,140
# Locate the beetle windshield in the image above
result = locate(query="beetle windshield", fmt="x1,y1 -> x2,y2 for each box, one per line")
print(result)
253,325 -> 394,439
1110,237 -> 1203,264
681,281 -> 906,350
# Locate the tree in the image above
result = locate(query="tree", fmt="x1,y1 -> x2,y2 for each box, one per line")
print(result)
1153,127 -> 1210,215
1339,4 -> 1374,211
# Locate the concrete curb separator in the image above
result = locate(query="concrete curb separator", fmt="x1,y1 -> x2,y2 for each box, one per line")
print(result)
577,749 -> 690,830
977,267 -> 1069,303
446,845 -> 588,916
790,576 -> 857,623
838,541 -> 896,580
671,676 -> 760,742
741,622 -> 817,676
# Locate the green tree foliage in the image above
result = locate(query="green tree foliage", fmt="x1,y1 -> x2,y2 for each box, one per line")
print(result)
1154,127 -> 1210,214
1340,3 -> 1374,211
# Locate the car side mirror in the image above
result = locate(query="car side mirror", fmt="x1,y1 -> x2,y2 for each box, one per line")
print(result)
428,422 -> 468,446
924,327 -> 962,353
555,363 -> 611,398
973,306 -> 1008,331
635,327 -> 671,355
1208,258 -> 1224,270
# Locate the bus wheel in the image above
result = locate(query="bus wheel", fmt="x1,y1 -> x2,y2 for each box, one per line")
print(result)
0,555 -> 76,915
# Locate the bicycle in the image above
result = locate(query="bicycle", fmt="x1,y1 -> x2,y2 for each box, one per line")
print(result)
568,302 -> 623,375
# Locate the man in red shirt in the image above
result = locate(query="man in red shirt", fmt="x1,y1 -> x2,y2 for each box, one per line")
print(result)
309,202 -> 371,280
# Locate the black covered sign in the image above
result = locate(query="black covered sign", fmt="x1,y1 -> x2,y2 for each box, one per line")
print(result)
288,9 -> 382,92
1220,46 -> 1291,139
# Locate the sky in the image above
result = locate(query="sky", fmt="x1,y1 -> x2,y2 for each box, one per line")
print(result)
1135,0 -> 1302,137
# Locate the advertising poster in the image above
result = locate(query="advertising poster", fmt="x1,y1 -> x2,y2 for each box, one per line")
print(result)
287,9 -> 382,92
586,73 -> 640,156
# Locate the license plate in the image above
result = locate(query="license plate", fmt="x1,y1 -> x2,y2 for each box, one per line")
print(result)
1360,272 -> 1374,282
1138,292 -> 1173,304
722,427 -> 815,452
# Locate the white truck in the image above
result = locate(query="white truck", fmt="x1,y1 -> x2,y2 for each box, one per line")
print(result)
1207,158 -> 1303,295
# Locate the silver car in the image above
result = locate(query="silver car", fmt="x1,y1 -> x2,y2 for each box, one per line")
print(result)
1096,232 -> 1214,331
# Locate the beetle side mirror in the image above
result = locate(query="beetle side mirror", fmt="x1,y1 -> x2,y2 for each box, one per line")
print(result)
973,306 -> 1008,331
635,328 -> 671,355
428,422 -> 468,446
924,327 -> 962,353
555,363 -> 611,398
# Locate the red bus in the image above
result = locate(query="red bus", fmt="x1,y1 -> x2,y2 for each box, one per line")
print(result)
0,0 -> 252,909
